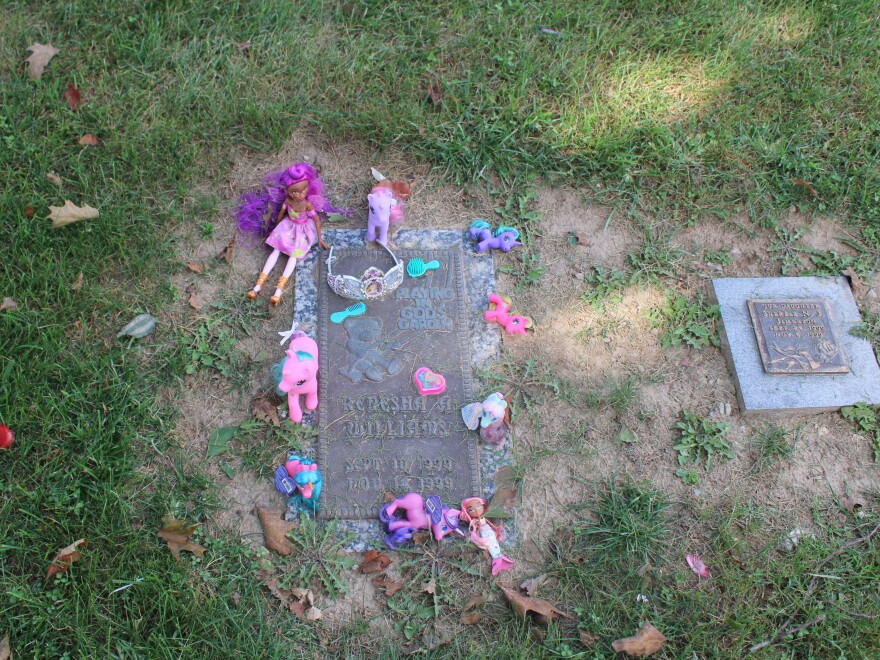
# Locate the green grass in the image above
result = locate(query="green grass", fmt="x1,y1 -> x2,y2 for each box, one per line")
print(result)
3,0 -> 880,655
649,289 -> 720,350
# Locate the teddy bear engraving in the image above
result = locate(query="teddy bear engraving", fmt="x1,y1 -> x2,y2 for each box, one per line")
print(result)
339,316 -> 403,383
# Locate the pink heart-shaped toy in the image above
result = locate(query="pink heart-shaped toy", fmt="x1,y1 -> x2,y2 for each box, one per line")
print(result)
413,367 -> 446,395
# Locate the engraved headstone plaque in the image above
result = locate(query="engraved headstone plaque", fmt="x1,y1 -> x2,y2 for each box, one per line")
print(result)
316,247 -> 479,518
747,298 -> 848,374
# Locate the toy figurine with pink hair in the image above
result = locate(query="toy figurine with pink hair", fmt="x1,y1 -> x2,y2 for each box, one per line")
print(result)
271,331 -> 319,423
236,162 -> 349,305
461,497 -> 514,576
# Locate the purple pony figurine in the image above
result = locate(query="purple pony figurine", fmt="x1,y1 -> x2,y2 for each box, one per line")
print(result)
379,493 -> 464,549
236,162 -> 349,305
468,219 -> 521,253
367,180 -> 410,247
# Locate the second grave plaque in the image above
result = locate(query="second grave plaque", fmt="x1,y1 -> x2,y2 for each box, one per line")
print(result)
316,247 -> 479,518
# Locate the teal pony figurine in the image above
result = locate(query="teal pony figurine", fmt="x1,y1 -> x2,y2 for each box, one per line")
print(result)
274,454 -> 322,517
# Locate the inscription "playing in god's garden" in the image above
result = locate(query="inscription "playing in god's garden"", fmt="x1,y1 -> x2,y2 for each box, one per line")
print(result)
747,298 -> 848,374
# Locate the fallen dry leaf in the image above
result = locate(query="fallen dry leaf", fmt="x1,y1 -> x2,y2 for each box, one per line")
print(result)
461,594 -> 488,625
499,586 -> 569,626
25,43 -> 59,80
358,549 -> 391,574
840,496 -> 863,513
1,298 -> 16,312
255,507 -> 296,555
250,395 -> 280,427
78,134 -> 100,146
64,83 -> 81,110
790,177 -> 818,198
611,621 -> 666,657
372,574 -> 404,597
0,634 -> 9,660
47,200 -> 99,229
257,573 -> 290,603
290,587 -> 315,606
303,606 -> 322,621
422,579 -> 436,594
685,553 -> 710,579
519,574 -> 548,597
72,272 -> 83,292
46,538 -> 86,579
215,236 -> 235,262
157,516 -> 206,561
187,287 -> 201,310
46,171 -> 62,185
24,204 -> 35,218
427,81 -> 442,105
579,630 -> 596,647
186,261 -> 207,274
570,231 -> 591,246
841,268 -> 865,297
289,601 -> 305,617
236,40 -> 250,52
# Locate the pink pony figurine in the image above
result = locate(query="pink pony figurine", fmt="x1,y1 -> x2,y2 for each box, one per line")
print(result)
461,497 -> 514,576
272,332 -> 319,423
379,493 -> 464,549
367,179 -> 410,247
236,162 -> 349,306
484,294 -> 533,335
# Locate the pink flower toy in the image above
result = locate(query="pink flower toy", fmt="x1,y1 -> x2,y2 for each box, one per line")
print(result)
271,331 -> 319,423
461,497 -> 514,576
236,162 -> 349,306
484,294 -> 533,335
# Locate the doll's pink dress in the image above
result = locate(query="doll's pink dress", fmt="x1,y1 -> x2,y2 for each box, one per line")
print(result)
265,205 -> 318,260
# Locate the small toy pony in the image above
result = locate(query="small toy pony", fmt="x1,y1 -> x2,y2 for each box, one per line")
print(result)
469,219 -> 521,253
236,162 -> 349,305
271,331 -> 319,423
461,392 -> 508,446
461,497 -> 514,576
380,493 -> 464,549
367,179 -> 410,247
485,293 -> 533,335
274,454 -> 322,517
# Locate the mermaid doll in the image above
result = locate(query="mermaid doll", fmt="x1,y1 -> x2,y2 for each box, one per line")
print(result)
461,497 -> 514,576
236,162 -> 349,305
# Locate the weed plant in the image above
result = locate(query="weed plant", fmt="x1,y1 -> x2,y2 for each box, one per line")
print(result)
674,411 -> 733,470
649,290 -> 720,350
279,517 -> 356,598
749,423 -> 798,473
840,402 -> 880,461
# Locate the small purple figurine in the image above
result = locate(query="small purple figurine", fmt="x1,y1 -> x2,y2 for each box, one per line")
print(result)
367,180 -> 410,247
469,219 -> 521,253
379,493 -> 464,549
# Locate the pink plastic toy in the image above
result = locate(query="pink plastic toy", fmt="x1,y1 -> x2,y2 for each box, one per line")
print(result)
276,332 -> 319,423
413,367 -> 446,395
461,497 -> 514,576
484,294 -> 533,335
380,493 -> 464,549
367,180 -> 409,247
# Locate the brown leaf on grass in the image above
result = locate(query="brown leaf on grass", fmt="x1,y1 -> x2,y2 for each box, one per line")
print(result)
47,200 -> 99,228
611,621 -> 666,657
46,538 -> 86,579
290,587 -> 315,606
46,171 -> 62,185
519,574 -> 548,597
289,601 -> 305,617
255,507 -> 296,555
64,83 -> 81,110
372,574 -> 404,597
1,298 -> 16,312
24,204 -> 35,218
569,231 -> 591,246
215,236 -> 235,262
236,40 -> 250,52
427,81 -> 442,105
461,594 -> 488,625
187,291 -> 201,310
841,268 -> 865,297
78,134 -> 100,146
186,261 -> 207,274
157,516 -> 206,561
25,43 -> 60,80
499,586 -> 569,626
0,634 -> 9,660
358,549 -> 391,574
72,272 -> 83,292
579,630 -> 596,647
840,496 -> 863,513
421,579 -> 436,594
790,177 -> 818,198
250,395 -> 280,427
303,606 -> 323,621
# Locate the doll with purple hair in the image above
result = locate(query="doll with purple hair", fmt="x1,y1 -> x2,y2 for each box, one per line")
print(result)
236,163 -> 348,305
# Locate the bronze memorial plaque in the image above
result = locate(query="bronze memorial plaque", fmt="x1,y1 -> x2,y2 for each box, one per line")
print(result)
747,298 -> 848,374
316,247 -> 480,518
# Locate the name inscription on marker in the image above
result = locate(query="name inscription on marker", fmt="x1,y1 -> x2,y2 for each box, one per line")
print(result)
747,298 -> 848,374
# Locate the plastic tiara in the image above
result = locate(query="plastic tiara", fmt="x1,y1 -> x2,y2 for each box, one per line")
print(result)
326,243 -> 404,300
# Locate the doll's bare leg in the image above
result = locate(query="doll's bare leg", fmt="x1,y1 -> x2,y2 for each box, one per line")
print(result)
248,249 -> 281,299
269,255 -> 298,305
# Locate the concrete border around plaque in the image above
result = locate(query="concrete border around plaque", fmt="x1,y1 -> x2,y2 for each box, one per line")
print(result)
710,276 -> 880,415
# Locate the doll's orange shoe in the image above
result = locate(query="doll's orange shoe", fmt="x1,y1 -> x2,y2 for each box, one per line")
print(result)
269,275 -> 289,306
247,272 -> 269,300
